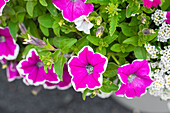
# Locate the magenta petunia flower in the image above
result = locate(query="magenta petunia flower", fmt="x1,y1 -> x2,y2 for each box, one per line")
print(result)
6,61 -> 21,82
43,64 -> 72,90
0,27 -> 19,60
52,0 -> 94,22
17,49 -> 60,86
164,12 -> 170,25
0,0 -> 9,16
115,59 -> 154,99
143,0 -> 161,8
68,46 -> 108,92
0,58 -> 6,64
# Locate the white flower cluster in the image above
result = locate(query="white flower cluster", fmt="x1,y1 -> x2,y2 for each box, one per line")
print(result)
145,43 -> 159,59
157,22 -> 170,42
151,9 -> 170,42
151,9 -> 165,26
147,46 -> 170,100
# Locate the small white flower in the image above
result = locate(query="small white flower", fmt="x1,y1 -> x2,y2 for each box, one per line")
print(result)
74,15 -> 94,34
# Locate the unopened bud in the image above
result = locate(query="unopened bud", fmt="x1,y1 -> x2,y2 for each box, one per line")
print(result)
92,90 -> 99,96
141,17 -> 146,24
96,26 -> 104,38
142,29 -> 156,35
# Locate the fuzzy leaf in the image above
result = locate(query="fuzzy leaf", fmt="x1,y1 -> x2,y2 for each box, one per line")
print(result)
54,55 -> 67,81
109,15 -> 118,36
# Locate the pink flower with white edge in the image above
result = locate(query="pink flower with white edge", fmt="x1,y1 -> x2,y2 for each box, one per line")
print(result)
0,27 -> 19,60
17,49 -> 60,86
68,46 -> 108,92
0,58 -> 6,64
0,0 -> 9,16
115,59 -> 153,99
52,0 -> 94,22
164,12 -> 170,25
143,0 -> 161,8
43,64 -> 72,90
6,61 -> 21,82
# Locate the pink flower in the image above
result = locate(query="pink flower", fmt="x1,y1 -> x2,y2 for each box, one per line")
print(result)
0,58 -> 6,64
0,0 -> 9,16
115,59 -> 153,99
52,0 -> 94,22
17,49 -> 60,86
164,12 -> 170,25
68,46 -> 108,91
0,27 -> 19,60
6,61 -> 21,82
143,0 -> 161,8
43,64 -> 72,90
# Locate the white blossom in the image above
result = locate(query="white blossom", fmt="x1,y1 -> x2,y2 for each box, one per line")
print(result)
74,15 -> 94,34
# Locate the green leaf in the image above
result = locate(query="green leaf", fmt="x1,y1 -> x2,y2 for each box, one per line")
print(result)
52,21 -> 60,37
39,0 -> 47,6
96,47 -> 106,55
59,38 -> 77,53
126,2 -> 140,18
103,62 -> 119,77
82,89 -> 91,101
120,23 -> 138,37
26,1 -> 37,17
103,35 -> 118,44
38,14 -> 55,28
54,55 -> 67,81
40,24 -> 49,36
160,0 -> 170,11
86,36 -> 100,46
46,0 -> 58,16
27,20 -> 40,38
110,44 -> 121,52
75,37 -> 89,53
51,49 -> 61,62
134,46 -> 147,59
100,78 -> 118,93
123,36 -> 138,46
86,0 -> 110,5
109,15 -> 118,36
8,21 -> 19,41
125,44 -> 135,52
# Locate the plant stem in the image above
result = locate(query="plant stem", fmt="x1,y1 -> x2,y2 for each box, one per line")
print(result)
111,55 -> 120,66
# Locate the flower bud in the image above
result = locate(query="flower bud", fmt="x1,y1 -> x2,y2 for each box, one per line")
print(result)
142,28 -> 156,35
96,26 -> 104,38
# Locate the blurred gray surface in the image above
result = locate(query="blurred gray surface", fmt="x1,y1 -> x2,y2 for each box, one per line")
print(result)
0,64 -> 131,113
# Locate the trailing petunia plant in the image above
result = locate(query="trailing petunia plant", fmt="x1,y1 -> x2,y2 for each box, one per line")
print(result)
0,0 -> 169,100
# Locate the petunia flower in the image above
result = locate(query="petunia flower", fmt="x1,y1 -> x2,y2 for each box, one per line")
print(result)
0,0 -> 9,16
164,12 -> 170,25
115,59 -> 154,99
143,0 -> 161,8
17,49 -> 60,86
43,64 -> 72,90
0,27 -> 19,60
52,0 -> 94,22
68,46 -> 108,92
74,15 -> 94,34
6,61 -> 21,82
0,58 -> 6,64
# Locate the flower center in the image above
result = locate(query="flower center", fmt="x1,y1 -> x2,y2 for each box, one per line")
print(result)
35,62 -> 44,68
0,36 -> 5,42
70,0 -> 78,2
127,73 -> 137,83
85,63 -> 93,75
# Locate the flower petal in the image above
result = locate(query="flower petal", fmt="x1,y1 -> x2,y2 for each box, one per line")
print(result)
125,83 -> 136,98
117,64 -> 132,84
115,84 -> 127,96
132,59 -> 150,78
